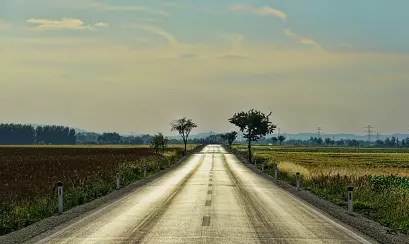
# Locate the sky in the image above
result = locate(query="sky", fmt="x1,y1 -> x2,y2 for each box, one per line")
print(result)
1,0 -> 409,135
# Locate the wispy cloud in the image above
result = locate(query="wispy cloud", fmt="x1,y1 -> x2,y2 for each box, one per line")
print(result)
134,24 -> 179,46
27,18 -> 92,31
90,2 -> 170,17
94,22 -> 109,28
300,38 -> 323,50
0,20 -> 10,30
284,28 -> 296,37
229,4 -> 287,21
283,28 -> 324,51
26,18 -> 109,31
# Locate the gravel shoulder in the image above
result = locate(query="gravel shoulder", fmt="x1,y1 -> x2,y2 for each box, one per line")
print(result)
0,147 -> 203,244
229,148 -> 409,244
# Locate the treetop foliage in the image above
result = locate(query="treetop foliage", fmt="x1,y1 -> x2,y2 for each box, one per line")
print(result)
170,117 -> 197,142
229,109 -> 276,142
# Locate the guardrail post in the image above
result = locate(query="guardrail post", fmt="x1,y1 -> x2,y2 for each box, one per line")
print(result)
144,166 -> 147,178
348,187 -> 353,215
57,181 -> 63,214
274,164 -> 278,179
296,172 -> 300,191
116,171 -> 120,190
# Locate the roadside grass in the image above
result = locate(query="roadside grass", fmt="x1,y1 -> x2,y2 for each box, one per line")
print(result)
0,145 -> 200,236
233,145 -> 409,235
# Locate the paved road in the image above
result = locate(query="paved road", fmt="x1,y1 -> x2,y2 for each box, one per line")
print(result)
27,145 -> 376,244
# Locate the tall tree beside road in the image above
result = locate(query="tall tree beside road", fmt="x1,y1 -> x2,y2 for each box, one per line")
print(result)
170,117 -> 197,155
229,109 -> 276,163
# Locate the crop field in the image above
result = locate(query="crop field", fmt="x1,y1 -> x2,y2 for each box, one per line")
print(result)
0,145 -> 199,235
233,145 -> 409,234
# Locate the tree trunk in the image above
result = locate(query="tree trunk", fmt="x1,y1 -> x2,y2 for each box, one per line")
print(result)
248,139 -> 252,163
184,141 -> 187,155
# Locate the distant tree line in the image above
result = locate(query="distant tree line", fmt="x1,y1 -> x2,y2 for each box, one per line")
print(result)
0,124 -> 76,145
271,136 -> 409,148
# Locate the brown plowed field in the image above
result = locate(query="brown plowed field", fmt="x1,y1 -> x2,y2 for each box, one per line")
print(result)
0,147 -> 161,204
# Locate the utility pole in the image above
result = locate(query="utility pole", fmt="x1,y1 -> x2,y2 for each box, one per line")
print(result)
316,127 -> 323,139
376,132 -> 379,142
365,125 -> 374,142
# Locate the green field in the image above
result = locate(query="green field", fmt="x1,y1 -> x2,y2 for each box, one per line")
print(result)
233,145 -> 409,234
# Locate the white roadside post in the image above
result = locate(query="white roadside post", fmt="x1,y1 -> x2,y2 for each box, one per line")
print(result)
254,159 -> 257,167
296,172 -> 300,191
57,181 -> 63,214
116,171 -> 120,190
144,166 -> 147,178
274,164 -> 278,179
261,161 -> 265,172
348,187 -> 353,215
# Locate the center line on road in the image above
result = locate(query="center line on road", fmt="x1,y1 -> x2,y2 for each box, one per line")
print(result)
202,216 -> 211,226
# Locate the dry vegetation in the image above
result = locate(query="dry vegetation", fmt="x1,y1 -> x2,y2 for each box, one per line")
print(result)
234,145 -> 409,235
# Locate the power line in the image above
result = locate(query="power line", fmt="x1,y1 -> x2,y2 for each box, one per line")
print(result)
316,127 -> 323,138
365,125 -> 374,142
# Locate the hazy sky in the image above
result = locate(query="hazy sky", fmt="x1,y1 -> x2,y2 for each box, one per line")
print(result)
1,0 -> 409,135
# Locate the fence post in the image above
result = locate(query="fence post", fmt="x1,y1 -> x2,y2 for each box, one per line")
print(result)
116,171 -> 120,190
348,187 -> 353,215
144,166 -> 147,178
296,172 -> 300,191
57,181 -> 63,214
274,164 -> 278,179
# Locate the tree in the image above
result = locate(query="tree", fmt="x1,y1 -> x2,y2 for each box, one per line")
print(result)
170,117 -> 197,155
221,131 -> 238,148
325,138 -> 332,146
98,132 -> 121,144
229,109 -> 276,163
151,133 -> 168,153
271,137 -> 278,145
278,135 -> 286,145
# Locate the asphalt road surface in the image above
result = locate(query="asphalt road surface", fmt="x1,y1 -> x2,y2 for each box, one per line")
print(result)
27,145 -> 376,244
